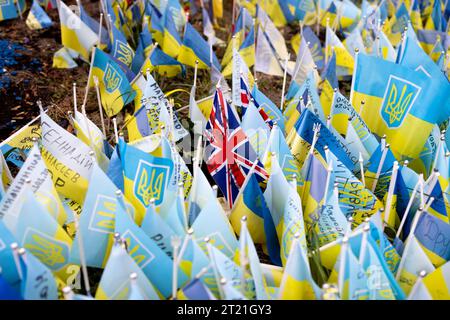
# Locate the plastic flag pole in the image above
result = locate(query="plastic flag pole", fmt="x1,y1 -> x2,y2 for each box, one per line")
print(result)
193,60 -> 199,89
383,161 -> 399,229
171,235 -> 182,299
73,83 -> 78,114
98,13 -> 104,48
206,237 -> 225,299
407,270 -> 427,300
73,171 -> 92,296
337,236 -> 349,298
325,18 -> 330,64
212,185 -> 218,198
81,47 -> 97,111
10,243 -> 23,281
112,118 -> 119,144
358,222 -> 371,265
371,144 -> 390,192
280,54 -> 290,111
396,175 -> 422,240
93,76 -> 107,137
62,286 -> 74,300
177,229 -> 193,268
322,156 -> 334,208
359,152 -> 366,186
239,216 -> 249,296
231,156 -> 260,211
195,135 -> 203,167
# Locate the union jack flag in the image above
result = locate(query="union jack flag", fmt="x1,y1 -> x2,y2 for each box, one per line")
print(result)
240,76 -> 273,128
204,87 -> 269,208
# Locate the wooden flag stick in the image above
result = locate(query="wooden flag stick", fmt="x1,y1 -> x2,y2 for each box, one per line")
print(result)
73,83 -> 78,114
112,118 -> 119,144
93,76 -> 107,137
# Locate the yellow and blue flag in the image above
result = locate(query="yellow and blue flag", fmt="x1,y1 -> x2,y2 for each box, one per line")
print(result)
278,234 -> 320,300
26,0 -> 52,30
90,48 -> 136,117
70,162 -> 134,268
320,51 -> 338,117
141,47 -> 185,78
397,234 -> 435,295
57,0 -> 99,60
414,211 -> 450,267
408,261 -> 450,300
177,278 -> 216,300
19,247 -> 58,300
178,23 -> 221,70
120,140 -> 173,224
425,0 -> 447,32
351,53 -> 450,159
95,242 -> 160,300
162,11 -> 181,58
0,0 -> 20,21
114,196 -> 188,298
110,23 -> 135,69
295,0 -> 317,25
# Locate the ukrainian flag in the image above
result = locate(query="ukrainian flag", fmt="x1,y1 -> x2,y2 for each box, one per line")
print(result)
295,0 -> 316,25
148,4 -> 164,45
141,47 -> 185,78
411,0 -> 423,30
57,0 -> 98,61
90,48 -> 136,118
230,173 -> 267,245
26,0 -> 52,30
110,23 -> 135,69
177,23 -> 221,70
425,0 -> 447,32
415,211 -> 450,267
259,0 -> 288,27
384,2 -> 410,46
320,51 -> 338,117
162,11 -> 181,58
351,53 -> 449,160
120,140 -> 174,225
0,0 -> 19,21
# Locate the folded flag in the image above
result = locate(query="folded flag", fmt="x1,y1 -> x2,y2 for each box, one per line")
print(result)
52,47 -> 78,69
95,242 -> 160,300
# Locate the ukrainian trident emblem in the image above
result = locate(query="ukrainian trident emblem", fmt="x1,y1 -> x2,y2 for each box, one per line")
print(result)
134,160 -> 170,207
380,76 -> 421,129
103,63 -> 122,94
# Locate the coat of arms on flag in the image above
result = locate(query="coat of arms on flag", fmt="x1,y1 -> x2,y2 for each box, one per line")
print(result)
380,76 -> 421,129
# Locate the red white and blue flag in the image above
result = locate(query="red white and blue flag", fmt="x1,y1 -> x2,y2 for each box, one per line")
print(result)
240,76 -> 273,128
204,86 -> 269,208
